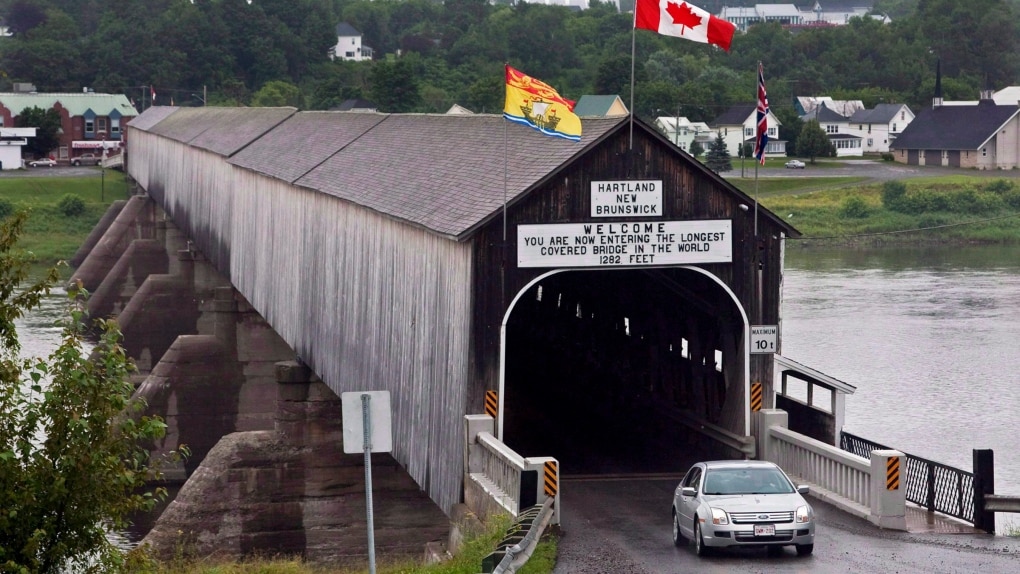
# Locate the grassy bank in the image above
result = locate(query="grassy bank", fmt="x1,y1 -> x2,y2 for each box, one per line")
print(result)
0,171 -> 131,264
756,176 -> 1020,246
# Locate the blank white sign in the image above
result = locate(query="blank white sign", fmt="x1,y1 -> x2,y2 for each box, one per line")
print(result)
341,391 -> 393,454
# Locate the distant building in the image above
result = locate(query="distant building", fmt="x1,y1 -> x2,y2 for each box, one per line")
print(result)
802,102 -> 862,157
794,97 -> 865,117
446,104 -> 474,115
891,92 -> 1020,169
720,2 -> 885,32
572,95 -> 628,118
710,104 -> 785,158
847,103 -> 914,153
0,127 -> 36,170
654,116 -> 714,153
0,91 -> 137,163
331,23 -> 372,62
333,99 -> 378,113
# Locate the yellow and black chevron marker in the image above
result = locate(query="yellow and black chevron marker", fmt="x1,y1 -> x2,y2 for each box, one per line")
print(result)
484,390 -> 498,418
750,382 -> 763,412
886,456 -> 901,490
544,460 -> 558,497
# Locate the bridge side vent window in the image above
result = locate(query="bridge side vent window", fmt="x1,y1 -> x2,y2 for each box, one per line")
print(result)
812,386 -> 834,413
575,303 -> 583,319
624,317 -> 631,336
536,285 -> 543,301
557,293 -> 562,308
781,374 -> 809,404
681,338 -> 689,359
714,350 -> 723,372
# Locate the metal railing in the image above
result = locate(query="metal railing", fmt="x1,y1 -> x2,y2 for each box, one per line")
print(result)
841,431 -> 975,523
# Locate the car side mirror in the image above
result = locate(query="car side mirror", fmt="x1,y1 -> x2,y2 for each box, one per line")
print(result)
681,486 -> 697,497
797,485 -> 810,494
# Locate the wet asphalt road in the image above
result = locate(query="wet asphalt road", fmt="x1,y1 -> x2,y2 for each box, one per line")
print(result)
1,165 -> 104,179
550,477 -> 1020,574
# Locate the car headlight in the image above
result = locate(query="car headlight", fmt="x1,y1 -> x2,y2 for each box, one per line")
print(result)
711,507 -> 729,525
795,504 -> 812,523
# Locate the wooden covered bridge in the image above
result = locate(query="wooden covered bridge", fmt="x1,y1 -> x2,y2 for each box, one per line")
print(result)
96,105 -> 800,559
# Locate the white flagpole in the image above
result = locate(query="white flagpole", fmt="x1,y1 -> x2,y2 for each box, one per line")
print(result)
629,4 -> 637,151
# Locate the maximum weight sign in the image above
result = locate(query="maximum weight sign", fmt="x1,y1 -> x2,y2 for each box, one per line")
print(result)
751,325 -> 778,354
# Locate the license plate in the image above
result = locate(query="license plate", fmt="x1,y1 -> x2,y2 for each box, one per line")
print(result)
754,524 -> 775,537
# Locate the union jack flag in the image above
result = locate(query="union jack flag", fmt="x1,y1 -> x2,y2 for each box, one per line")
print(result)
754,62 -> 769,165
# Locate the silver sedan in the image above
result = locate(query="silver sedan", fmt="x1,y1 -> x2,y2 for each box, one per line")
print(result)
672,460 -> 815,557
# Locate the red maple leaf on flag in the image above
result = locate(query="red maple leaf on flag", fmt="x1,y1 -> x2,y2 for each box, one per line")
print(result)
665,1 -> 703,31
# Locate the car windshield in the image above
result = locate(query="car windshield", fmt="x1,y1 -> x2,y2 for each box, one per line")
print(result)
702,468 -> 795,495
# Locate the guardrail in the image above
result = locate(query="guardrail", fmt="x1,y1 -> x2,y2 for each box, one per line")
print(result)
464,414 -> 560,526
840,431 -> 1018,532
757,410 -> 906,529
653,404 -> 756,458
480,497 -> 556,574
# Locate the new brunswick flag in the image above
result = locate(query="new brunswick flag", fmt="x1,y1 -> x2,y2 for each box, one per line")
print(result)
504,65 -> 582,142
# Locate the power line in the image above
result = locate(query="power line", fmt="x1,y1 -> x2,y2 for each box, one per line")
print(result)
789,212 -> 1020,240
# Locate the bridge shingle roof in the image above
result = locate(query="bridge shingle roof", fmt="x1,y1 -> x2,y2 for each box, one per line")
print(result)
144,106 -> 296,156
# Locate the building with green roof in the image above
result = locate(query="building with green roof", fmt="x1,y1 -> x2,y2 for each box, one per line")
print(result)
0,91 -> 138,163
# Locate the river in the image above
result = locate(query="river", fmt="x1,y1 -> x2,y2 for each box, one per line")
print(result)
782,243 -> 1020,529
12,244 -> 1020,540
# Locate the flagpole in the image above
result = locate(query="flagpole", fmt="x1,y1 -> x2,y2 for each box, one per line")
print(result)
502,102 -> 509,312
628,5 -> 637,151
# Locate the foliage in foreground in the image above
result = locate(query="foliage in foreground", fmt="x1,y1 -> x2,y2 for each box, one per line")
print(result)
0,211 -> 178,573
146,513 -> 557,574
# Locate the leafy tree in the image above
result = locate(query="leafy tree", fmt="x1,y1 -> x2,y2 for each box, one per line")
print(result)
4,0 -> 48,37
16,106 -> 61,158
370,58 -> 421,112
0,212 -> 181,572
688,140 -> 705,158
797,119 -> 831,163
705,134 -> 732,172
251,80 -> 303,107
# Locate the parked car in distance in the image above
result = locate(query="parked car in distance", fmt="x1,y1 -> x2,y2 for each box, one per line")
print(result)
28,158 -> 57,167
672,460 -> 815,557
785,159 -> 806,169
71,153 -> 101,166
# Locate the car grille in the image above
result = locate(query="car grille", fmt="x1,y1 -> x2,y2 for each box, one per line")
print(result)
734,532 -> 794,543
729,511 -> 794,524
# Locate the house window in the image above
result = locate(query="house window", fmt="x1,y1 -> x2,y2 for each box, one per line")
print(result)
745,127 -> 753,136
826,124 -> 837,133
892,123 -> 897,132
111,118 -> 121,135
900,111 -> 905,120
97,117 -> 107,135
345,51 -> 355,58
85,119 -> 94,135
867,138 -> 873,146
768,127 -> 776,137
982,147 -> 987,157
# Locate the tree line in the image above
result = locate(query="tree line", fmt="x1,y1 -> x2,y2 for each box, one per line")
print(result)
1,0 -> 1017,128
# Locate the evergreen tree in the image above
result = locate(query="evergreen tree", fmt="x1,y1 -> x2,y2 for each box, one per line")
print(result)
688,140 -> 704,159
705,134 -> 732,172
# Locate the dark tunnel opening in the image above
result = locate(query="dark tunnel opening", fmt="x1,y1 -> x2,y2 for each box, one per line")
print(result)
501,268 -> 746,476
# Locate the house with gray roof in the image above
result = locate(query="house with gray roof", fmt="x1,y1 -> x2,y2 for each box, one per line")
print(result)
331,22 -> 372,61
848,103 -> 913,153
803,102 -> 861,157
0,91 -> 137,163
890,94 -> 1020,169
710,104 -> 785,158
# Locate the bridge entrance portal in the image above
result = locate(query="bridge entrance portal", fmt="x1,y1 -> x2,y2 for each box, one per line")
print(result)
499,267 -> 749,476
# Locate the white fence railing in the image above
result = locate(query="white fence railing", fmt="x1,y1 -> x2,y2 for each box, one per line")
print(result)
465,414 -> 560,525
757,409 -> 907,530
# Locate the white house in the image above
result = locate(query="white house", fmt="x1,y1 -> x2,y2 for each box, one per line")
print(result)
0,127 -> 37,170
710,104 -> 785,158
848,103 -> 914,153
802,102 -> 862,157
654,116 -> 714,153
331,22 -> 372,62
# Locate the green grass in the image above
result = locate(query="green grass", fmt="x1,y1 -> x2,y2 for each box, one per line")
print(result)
140,515 -> 557,574
730,176 -> 868,197
0,171 -> 131,263
759,178 -> 1020,245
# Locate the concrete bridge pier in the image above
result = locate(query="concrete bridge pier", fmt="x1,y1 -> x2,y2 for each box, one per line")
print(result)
141,360 -> 449,563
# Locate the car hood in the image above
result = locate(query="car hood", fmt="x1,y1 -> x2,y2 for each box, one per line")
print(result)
702,493 -> 806,512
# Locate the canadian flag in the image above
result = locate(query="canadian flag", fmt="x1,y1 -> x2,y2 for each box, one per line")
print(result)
635,0 -> 736,51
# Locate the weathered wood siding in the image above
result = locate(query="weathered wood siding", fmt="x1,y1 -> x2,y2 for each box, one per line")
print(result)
470,125 -> 787,430
127,130 -> 473,514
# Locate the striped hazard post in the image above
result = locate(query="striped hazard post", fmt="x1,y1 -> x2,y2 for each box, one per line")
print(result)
484,390 -> 498,418
543,460 -> 559,498
750,382 -> 763,412
886,456 -> 901,490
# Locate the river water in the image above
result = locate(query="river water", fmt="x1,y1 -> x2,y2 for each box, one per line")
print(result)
782,244 -> 1020,528
13,244 -> 1020,537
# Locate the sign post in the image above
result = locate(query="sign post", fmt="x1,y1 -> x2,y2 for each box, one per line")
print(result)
342,391 -> 393,574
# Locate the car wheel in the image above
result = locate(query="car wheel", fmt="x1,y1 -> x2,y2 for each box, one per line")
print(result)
796,543 -> 814,556
672,510 -> 684,547
72,161 -> 80,166
694,520 -> 711,557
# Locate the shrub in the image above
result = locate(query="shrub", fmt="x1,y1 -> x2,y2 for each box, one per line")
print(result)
58,193 -> 86,217
0,198 -> 13,219
1003,188 -> 1020,210
881,181 -> 908,212
985,179 -> 1015,194
917,213 -> 952,229
948,189 -> 1003,214
838,196 -> 870,218
881,152 -> 894,162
